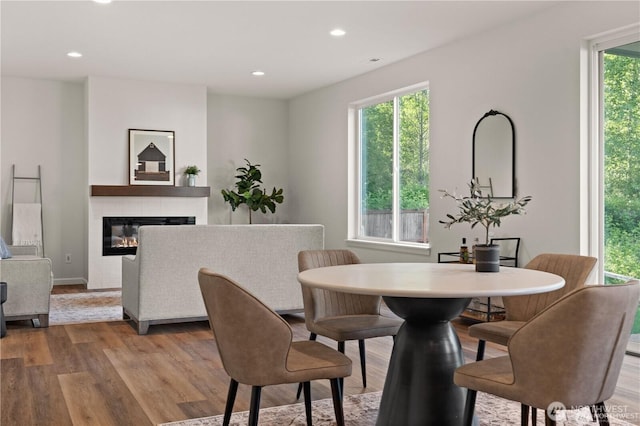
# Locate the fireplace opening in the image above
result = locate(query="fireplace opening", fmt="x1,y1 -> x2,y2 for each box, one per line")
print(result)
102,216 -> 195,256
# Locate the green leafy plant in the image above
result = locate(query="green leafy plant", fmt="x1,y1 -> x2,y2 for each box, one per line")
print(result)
439,181 -> 531,245
221,159 -> 284,223
184,165 -> 200,175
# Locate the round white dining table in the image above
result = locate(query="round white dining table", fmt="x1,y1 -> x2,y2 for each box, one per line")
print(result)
297,262 -> 565,426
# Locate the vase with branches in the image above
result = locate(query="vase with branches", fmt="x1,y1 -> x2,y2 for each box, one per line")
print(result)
439,181 -> 531,271
221,159 -> 284,224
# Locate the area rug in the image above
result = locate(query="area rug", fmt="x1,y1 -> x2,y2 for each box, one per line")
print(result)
159,391 -> 637,426
49,290 -> 123,325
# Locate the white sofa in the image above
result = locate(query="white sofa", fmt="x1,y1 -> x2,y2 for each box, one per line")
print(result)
122,224 -> 324,334
0,245 -> 53,327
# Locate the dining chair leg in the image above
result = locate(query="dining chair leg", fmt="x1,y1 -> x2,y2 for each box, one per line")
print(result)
296,334 -> 318,399
590,405 -> 597,421
223,378 -> 238,426
595,402 -> 610,426
358,339 -> 367,388
520,404 -> 529,426
531,407 -> 537,425
544,410 -> 556,426
330,378 -> 346,426
462,389 -> 477,426
248,386 -> 262,426
337,341 -> 346,390
303,382 -> 312,426
476,340 -> 486,361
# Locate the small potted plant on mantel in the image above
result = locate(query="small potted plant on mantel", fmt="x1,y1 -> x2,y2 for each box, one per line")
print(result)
184,165 -> 200,187
221,159 -> 284,224
439,181 -> 531,272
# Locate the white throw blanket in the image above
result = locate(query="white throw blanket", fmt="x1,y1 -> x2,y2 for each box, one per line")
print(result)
12,203 -> 42,247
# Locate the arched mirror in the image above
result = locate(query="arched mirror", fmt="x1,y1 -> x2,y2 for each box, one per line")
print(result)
472,110 -> 515,198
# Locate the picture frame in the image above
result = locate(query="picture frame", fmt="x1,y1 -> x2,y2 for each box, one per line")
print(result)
129,129 -> 175,186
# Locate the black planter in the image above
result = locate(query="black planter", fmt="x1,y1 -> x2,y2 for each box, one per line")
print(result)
474,244 -> 500,272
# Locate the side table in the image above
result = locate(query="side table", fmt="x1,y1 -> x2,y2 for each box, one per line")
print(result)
0,282 -> 6,338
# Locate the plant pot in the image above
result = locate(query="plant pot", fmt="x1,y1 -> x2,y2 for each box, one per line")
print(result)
474,244 -> 500,272
187,174 -> 196,187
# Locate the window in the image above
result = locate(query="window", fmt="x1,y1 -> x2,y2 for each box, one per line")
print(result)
602,41 -> 640,288
350,84 -> 430,250
588,27 -> 639,356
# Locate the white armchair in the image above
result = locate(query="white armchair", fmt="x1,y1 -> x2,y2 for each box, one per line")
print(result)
0,245 -> 53,327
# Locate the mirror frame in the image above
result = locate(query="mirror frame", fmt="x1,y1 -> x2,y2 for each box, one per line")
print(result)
472,109 -> 515,199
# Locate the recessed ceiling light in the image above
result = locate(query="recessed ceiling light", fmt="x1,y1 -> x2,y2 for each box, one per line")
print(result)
93,0 -> 112,4
67,51 -> 83,58
251,70 -> 265,76
330,28 -> 346,37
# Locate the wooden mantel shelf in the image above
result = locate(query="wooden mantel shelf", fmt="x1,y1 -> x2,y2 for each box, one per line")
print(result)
91,185 -> 211,197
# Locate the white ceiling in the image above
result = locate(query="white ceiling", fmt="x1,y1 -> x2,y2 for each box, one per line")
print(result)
1,1 -> 558,99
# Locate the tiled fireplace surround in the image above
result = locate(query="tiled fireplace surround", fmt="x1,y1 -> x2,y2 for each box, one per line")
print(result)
88,196 -> 207,289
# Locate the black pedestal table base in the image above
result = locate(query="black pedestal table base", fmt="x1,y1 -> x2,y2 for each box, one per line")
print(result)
377,296 -> 471,426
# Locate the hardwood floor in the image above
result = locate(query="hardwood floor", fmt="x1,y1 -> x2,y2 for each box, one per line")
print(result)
1,308 -> 639,425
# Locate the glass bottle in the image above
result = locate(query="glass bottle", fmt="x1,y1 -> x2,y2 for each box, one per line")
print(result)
460,238 -> 469,263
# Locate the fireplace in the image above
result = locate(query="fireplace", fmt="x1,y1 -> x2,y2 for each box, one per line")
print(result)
102,216 -> 195,256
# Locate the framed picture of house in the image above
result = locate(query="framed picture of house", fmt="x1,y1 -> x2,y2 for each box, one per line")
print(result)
129,129 -> 175,186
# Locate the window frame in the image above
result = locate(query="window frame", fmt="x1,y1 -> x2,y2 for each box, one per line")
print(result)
586,25 -> 640,282
347,82 -> 431,255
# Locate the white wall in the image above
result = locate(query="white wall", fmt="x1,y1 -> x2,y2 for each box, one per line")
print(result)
87,77 -> 208,186
207,93 -> 289,224
1,77 -> 87,283
86,77 -> 208,288
288,1 -> 639,265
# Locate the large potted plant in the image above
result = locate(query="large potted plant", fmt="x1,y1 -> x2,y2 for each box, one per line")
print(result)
221,159 -> 284,224
439,181 -> 531,272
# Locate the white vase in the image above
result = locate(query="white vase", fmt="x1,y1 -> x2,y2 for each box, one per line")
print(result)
187,174 -> 196,187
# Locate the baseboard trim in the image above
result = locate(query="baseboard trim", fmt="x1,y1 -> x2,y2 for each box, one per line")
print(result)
53,278 -> 88,286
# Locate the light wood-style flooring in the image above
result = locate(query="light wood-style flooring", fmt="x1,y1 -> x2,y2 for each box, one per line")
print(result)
1,292 -> 639,425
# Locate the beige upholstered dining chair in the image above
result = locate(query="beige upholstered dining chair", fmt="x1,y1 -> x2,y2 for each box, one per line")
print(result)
297,250 -> 403,394
198,268 -> 352,426
469,253 -> 597,361
455,280 -> 640,426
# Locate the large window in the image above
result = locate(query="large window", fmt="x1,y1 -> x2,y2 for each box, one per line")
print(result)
352,85 -> 430,249
602,42 -> 640,285
602,41 -> 640,356
589,29 -> 639,356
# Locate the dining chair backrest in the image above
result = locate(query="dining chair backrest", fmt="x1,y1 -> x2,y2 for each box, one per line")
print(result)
508,280 -> 639,408
298,250 -> 381,327
198,268 -> 292,386
504,253 -> 597,321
